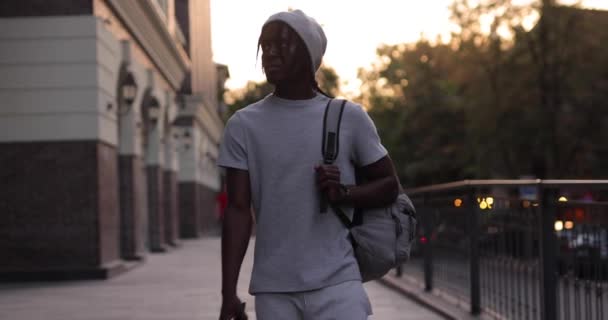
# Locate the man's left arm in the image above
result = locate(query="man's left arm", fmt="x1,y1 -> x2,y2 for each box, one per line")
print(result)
315,155 -> 400,208
315,103 -> 401,208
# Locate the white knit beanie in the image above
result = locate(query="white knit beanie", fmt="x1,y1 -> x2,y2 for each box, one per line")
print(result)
263,10 -> 327,79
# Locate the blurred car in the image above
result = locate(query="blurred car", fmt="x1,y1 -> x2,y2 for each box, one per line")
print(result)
557,228 -> 608,280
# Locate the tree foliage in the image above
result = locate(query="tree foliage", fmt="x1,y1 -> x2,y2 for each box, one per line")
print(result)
317,64 -> 341,97
357,40 -> 470,186
223,81 -> 274,121
358,1 -> 608,186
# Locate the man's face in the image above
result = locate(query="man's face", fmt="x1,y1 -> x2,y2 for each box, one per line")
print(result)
259,22 -> 309,84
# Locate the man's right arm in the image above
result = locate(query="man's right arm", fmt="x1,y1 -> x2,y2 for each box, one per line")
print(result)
220,167 -> 252,319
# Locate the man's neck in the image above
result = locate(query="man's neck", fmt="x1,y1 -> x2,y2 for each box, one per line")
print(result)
273,81 -> 316,100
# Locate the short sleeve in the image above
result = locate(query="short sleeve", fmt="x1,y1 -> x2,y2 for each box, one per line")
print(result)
217,112 -> 248,170
351,104 -> 388,167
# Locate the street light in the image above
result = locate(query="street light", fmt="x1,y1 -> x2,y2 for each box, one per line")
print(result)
454,198 -> 463,207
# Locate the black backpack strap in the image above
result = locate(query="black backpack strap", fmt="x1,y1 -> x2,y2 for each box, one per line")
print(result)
332,204 -> 353,229
322,99 -> 347,164
321,99 -> 354,236
320,99 -> 347,214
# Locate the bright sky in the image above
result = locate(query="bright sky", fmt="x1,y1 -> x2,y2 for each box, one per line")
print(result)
210,0 -> 608,96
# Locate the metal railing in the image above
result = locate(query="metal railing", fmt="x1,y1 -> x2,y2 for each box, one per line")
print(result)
399,180 -> 608,320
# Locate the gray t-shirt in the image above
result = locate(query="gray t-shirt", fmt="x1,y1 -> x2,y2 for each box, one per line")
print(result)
218,93 -> 387,294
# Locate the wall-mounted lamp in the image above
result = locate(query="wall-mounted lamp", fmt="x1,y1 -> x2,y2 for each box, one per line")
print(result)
147,98 -> 161,125
117,68 -> 138,115
183,130 -> 192,150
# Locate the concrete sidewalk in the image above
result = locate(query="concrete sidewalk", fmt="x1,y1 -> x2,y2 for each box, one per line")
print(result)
0,238 -> 442,320
379,270 -> 492,320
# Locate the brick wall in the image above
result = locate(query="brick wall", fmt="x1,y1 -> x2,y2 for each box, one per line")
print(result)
0,0 -> 93,17
163,170 -> 179,246
178,182 -> 200,238
198,184 -> 220,235
0,141 -> 121,274
147,165 -> 166,251
118,155 -> 147,260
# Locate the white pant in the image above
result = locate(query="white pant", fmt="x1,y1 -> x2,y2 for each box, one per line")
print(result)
255,280 -> 372,320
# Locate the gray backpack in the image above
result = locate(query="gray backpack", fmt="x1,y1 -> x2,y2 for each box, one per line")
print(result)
321,99 -> 417,282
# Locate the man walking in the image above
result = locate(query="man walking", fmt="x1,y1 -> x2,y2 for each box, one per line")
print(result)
218,9 -> 400,320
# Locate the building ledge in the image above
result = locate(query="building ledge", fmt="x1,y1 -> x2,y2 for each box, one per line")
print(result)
106,0 -> 190,90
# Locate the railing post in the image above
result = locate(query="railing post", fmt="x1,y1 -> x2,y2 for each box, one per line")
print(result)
468,187 -> 481,315
539,185 -> 558,320
423,194 -> 433,292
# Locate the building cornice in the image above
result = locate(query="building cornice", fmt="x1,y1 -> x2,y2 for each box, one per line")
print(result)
106,0 -> 190,90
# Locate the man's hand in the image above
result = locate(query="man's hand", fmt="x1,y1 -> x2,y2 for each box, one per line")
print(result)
315,164 -> 344,204
219,295 -> 246,320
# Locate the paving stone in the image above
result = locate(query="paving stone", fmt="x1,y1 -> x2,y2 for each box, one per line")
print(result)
0,238 -> 442,320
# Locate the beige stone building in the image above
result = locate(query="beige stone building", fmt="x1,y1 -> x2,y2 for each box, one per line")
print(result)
0,0 -> 226,280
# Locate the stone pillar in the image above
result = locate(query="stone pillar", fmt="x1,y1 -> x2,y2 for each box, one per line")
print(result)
163,123 -> 180,246
142,70 -> 168,253
176,119 -> 201,238
160,95 -> 180,246
117,41 -> 147,261
175,95 -> 223,237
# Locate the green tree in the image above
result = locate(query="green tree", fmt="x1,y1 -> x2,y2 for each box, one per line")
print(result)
317,64 -> 341,97
358,0 -> 608,185
449,0 -> 540,178
358,40 -> 471,186
223,81 -> 273,121
450,0 -> 607,178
